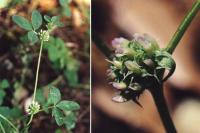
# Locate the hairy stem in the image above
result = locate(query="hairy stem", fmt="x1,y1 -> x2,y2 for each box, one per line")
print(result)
166,0 -> 200,54
33,41 -> 44,101
0,114 -> 19,133
92,30 -> 112,59
150,84 -> 176,133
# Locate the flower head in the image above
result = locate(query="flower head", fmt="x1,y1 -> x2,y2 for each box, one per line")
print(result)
26,101 -> 40,115
39,30 -> 50,41
107,33 -> 176,105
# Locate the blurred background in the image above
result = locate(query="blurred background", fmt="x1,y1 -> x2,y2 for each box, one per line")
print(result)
0,0 -> 90,132
92,0 -> 200,133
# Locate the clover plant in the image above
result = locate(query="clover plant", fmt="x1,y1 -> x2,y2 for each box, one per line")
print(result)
93,0 -> 200,133
0,10 -> 80,133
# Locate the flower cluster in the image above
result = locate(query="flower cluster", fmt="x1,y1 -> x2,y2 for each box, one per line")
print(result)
39,30 -> 50,42
107,33 -> 176,105
26,101 -> 40,115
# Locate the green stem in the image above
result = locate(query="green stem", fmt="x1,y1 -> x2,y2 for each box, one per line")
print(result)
0,122 -> 6,133
150,84 -> 177,133
27,114 -> 34,126
37,106 -> 55,113
27,41 -> 44,126
33,41 -> 44,101
0,114 -> 19,132
165,0 -> 200,54
92,30 -> 112,59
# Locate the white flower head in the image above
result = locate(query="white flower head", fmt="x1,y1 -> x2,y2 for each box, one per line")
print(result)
39,30 -> 50,42
25,100 -> 40,115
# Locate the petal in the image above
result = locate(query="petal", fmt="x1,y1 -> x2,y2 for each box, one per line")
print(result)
112,95 -> 128,103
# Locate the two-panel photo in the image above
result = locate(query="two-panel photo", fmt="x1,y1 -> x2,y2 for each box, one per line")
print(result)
1,0 -> 200,133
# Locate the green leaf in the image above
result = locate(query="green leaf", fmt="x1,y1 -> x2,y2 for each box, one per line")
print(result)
0,122 -> 6,133
59,0 -> 70,6
47,45 -> 60,62
157,57 -> 175,70
27,31 -> 38,44
20,34 -> 29,43
155,50 -> 176,81
64,57 -> 79,86
55,21 -> 64,27
51,16 -> 60,23
0,107 -> 10,118
35,89 -> 46,105
45,37 -> 79,86
0,79 -> 10,89
64,112 -> 76,130
31,10 -> 42,30
55,129 -> 62,133
56,100 -> 80,111
64,70 -> 77,87
52,107 -> 64,126
47,86 -> 61,105
0,106 -> 22,120
44,15 -> 51,23
10,107 -> 22,119
51,16 -> 64,27
12,15 -> 32,30
0,90 -> 6,105
64,6 -> 71,17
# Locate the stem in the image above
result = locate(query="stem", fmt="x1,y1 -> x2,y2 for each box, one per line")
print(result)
150,84 -> 176,133
92,30 -> 112,59
32,41 -> 44,101
27,41 -> 44,126
37,106 -> 55,113
0,114 -> 19,133
27,114 -> 33,126
0,122 -> 6,133
165,0 -> 200,54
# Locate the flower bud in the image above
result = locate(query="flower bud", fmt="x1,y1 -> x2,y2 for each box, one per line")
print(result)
112,82 -> 127,90
106,59 -> 122,69
129,83 -> 142,91
113,60 -> 122,68
143,59 -> 155,68
107,69 -> 116,79
133,33 -> 159,56
111,37 -> 129,49
112,95 -> 127,103
124,61 -> 142,74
